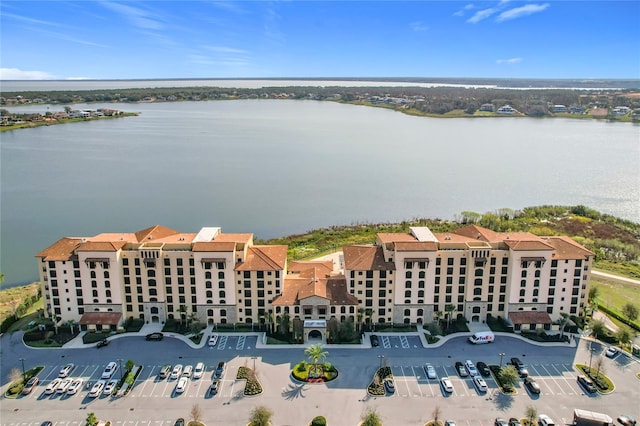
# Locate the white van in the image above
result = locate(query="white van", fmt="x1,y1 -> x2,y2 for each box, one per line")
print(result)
468,331 -> 495,344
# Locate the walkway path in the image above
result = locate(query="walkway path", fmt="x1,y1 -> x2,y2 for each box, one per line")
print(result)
591,269 -> 640,285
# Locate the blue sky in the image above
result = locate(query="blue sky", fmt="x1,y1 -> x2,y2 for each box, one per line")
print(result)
1,1 -> 638,80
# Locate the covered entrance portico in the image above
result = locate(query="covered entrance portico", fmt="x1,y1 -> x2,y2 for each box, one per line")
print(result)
304,319 -> 326,343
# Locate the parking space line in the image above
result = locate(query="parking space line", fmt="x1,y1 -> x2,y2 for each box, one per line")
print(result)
549,363 -> 575,395
411,366 -> 423,397
537,364 -> 565,394
381,335 -> 391,348
400,336 -> 409,349
218,335 -> 228,350
236,336 -> 246,350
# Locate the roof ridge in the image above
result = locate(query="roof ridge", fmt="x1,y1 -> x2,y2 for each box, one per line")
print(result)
251,246 -> 281,270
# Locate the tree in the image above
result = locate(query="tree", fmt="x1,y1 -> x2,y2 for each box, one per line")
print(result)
590,319 -> 607,340
558,312 -> 571,339
525,405 -> 538,425
86,412 -> 98,426
445,304 -> 456,329
357,308 -> 365,332
432,405 -> 442,424
588,285 -> 600,303
305,343 -> 328,376
622,303 -> 639,323
125,359 -> 134,372
9,367 -> 21,384
248,405 -> 273,426
361,406 -> 383,426
365,308 -> 374,331
593,356 -> 605,379
614,326 -> 633,346
178,305 -> 188,325
498,365 -> 519,390
190,403 -> 203,423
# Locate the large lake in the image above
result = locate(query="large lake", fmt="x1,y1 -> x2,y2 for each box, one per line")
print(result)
1,100 -> 638,286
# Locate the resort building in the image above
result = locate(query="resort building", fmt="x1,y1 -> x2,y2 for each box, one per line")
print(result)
36,224 -> 593,336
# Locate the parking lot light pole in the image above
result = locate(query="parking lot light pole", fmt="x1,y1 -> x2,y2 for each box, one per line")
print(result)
117,358 -> 123,380
589,347 -> 595,372
499,353 -> 506,368
378,355 -> 385,371
19,358 -> 26,379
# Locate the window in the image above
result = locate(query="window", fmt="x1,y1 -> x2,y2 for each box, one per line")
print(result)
405,271 -> 412,278
404,290 -> 411,298
520,289 -> 526,297
405,261 -> 413,269
473,288 -> 482,295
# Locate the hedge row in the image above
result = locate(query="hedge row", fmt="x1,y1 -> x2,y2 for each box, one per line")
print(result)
597,304 -> 640,332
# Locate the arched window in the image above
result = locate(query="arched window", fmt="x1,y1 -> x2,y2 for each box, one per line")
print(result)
406,271 -> 412,279
147,269 -> 156,277
404,318 -> 410,324
93,299 -> 99,303
205,281 -> 212,288
149,288 -> 157,296
404,290 -> 411,297
218,281 -> 225,288
104,271 -> 110,279
206,290 -> 213,298
105,289 -> 112,297
92,290 -> 98,297
218,271 -> 225,279
148,279 -> 156,287
205,272 -> 212,279
520,289 -> 525,297
349,307 -> 355,313
404,309 -> 411,316
417,308 -> 424,316
521,280 -> 527,287
473,288 -> 482,295
419,271 -> 425,279
418,280 -> 425,288
534,270 -> 541,277
219,290 -> 226,298
405,281 -> 412,288
475,268 -> 483,276
340,306 -> 346,313
90,271 -> 96,279
220,309 -> 227,317
533,289 -> 539,297
474,278 -> 482,286
418,290 -> 424,298
207,309 -> 214,316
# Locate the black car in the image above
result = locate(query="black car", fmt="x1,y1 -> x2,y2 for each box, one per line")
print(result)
577,375 -> 597,393
174,419 -> 185,426
524,377 -> 540,394
96,338 -> 109,348
510,357 -> 523,367
370,335 -> 380,347
509,419 -> 520,426
215,361 -> 226,378
476,361 -> 491,377
208,379 -> 220,396
618,416 -> 637,426
455,361 -> 469,377
145,332 -> 164,341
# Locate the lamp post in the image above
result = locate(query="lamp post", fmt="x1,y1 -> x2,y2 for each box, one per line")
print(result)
117,358 -> 123,381
378,355 -> 385,371
499,353 -> 506,368
588,346 -> 595,372
252,356 -> 257,371
19,358 -> 26,379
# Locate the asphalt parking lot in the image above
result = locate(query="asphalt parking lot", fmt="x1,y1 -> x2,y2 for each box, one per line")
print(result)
1,333 -> 638,426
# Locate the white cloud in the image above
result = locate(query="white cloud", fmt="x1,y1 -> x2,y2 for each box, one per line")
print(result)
453,4 -> 474,17
203,46 -> 249,54
496,57 -> 523,64
410,21 -> 429,32
100,1 -> 164,30
0,68 -> 57,80
496,3 -> 549,22
467,7 -> 498,23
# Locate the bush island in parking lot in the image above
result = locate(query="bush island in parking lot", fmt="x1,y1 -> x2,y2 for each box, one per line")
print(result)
237,366 -> 263,396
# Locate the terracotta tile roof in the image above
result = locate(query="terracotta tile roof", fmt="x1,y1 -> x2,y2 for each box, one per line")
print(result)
192,241 -> 236,252
215,233 -> 253,243
503,240 -> 554,251
508,311 -> 553,325
272,273 -> 358,306
433,233 -> 478,243
235,245 -> 287,271
288,260 -> 333,275
89,233 -> 138,243
134,225 -> 180,242
76,241 -> 127,252
152,233 -> 197,243
377,233 -> 416,243
542,236 -> 594,259
452,225 -> 501,241
35,237 -> 83,261
79,312 -> 122,325
343,245 -> 395,271
394,241 -> 437,251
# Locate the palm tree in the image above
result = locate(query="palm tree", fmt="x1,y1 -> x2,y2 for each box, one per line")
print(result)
525,405 -> 538,426
365,308 -> 374,331
264,311 -> 274,334
357,308 -> 365,332
305,343 -> 328,378
178,305 -> 188,326
361,406 -> 383,426
281,311 -> 291,338
558,312 -> 570,340
248,405 -> 273,426
445,304 -> 456,329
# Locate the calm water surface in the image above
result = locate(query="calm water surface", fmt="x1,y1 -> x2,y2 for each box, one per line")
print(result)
1,100 -> 638,286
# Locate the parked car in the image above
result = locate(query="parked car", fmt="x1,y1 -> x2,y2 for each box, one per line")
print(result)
605,346 -> 619,358
444,421 -> 456,426
66,378 -> 83,395
455,361 -> 469,377
370,334 -> 380,347
174,419 -> 185,426
88,380 -> 106,397
21,376 -> 39,394
45,378 -> 61,394
104,379 -> 118,395
175,376 -> 188,393
440,376 -> 454,393
208,379 -> 220,396
56,378 -> 72,394
524,377 -> 540,394
384,378 -> 395,394
215,361 -> 225,378
159,364 -> 172,379
465,360 -> 478,376
96,338 -> 109,348
517,365 -> 529,377
182,365 -> 193,378
170,364 -> 183,380
538,414 -> 556,426
617,416 -> 637,426
495,419 -> 508,426
510,357 -> 523,367
476,361 -> 490,377
101,362 -> 118,379
473,376 -> 488,392
577,375 -> 597,393
58,363 -> 75,378
508,418 -> 520,426
145,332 -> 164,341
424,363 -> 437,379
193,362 -> 205,379
208,334 -> 218,346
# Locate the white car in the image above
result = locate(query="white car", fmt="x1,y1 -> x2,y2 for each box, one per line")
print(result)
56,378 -> 72,394
465,360 -> 478,376
66,378 -> 83,395
605,346 -> 618,358
89,380 -> 106,397
538,414 -> 556,426
208,334 -> 218,346
170,364 -> 183,379
45,378 -> 61,394
182,365 -> 193,377
440,376 -> 454,393
58,363 -> 75,378
193,362 -> 205,379
101,362 -> 118,379
424,363 -> 437,379
104,379 -> 118,395
473,376 -> 488,392
175,376 -> 188,393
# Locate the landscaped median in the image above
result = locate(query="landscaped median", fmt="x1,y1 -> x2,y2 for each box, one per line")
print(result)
488,365 -> 518,395
4,366 -> 44,398
367,366 -> 392,396
237,366 -> 263,396
575,363 -> 615,394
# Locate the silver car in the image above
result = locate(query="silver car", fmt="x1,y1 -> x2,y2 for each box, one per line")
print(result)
424,363 -> 437,379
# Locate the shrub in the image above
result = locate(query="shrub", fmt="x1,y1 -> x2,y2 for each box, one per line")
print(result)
311,416 -> 327,426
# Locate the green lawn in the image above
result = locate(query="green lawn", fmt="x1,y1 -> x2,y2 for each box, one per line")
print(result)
592,277 -> 640,326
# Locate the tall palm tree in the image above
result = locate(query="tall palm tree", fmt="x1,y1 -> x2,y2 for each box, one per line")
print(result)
357,308 -> 365,332
365,308 -> 374,331
305,343 -> 329,377
558,312 -> 570,339
445,304 -> 456,329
